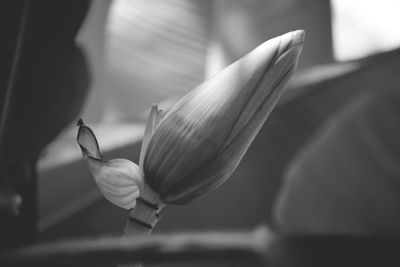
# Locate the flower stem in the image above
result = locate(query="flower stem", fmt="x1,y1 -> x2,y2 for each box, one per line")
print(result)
120,184 -> 164,266
123,184 -> 164,235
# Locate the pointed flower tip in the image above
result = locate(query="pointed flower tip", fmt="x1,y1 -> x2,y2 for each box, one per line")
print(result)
245,30 -> 305,75
278,30 -> 305,56
291,30 -> 305,47
77,118 -> 84,127
151,103 -> 164,116
284,29 -> 305,60
76,120 -> 102,160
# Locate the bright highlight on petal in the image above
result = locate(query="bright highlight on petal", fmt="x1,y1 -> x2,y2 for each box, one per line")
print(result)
87,158 -> 142,210
77,119 -> 143,210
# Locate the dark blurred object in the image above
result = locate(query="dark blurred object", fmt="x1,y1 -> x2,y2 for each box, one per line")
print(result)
273,49 -> 400,236
0,187 -> 22,216
0,0 -> 90,247
0,186 -> 22,243
1,226 -> 400,267
0,227 -> 271,267
267,233 -> 400,267
275,85 -> 400,236
0,0 -> 90,161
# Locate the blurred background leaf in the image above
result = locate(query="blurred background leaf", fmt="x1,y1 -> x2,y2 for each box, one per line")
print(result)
273,55 -> 400,236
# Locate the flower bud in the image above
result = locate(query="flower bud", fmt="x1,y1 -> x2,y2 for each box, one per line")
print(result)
77,31 -> 304,208
144,30 -> 305,204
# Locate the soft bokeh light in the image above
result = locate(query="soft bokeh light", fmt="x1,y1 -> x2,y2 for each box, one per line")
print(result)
332,0 -> 400,60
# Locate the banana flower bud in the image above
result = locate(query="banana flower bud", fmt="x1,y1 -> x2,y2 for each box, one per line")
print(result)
77,30 -> 304,210
145,30 -> 304,204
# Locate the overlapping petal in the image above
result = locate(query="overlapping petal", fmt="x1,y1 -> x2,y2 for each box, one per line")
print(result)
77,120 -> 143,209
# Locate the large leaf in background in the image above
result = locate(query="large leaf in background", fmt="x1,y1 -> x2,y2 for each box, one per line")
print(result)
273,87 -> 400,236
